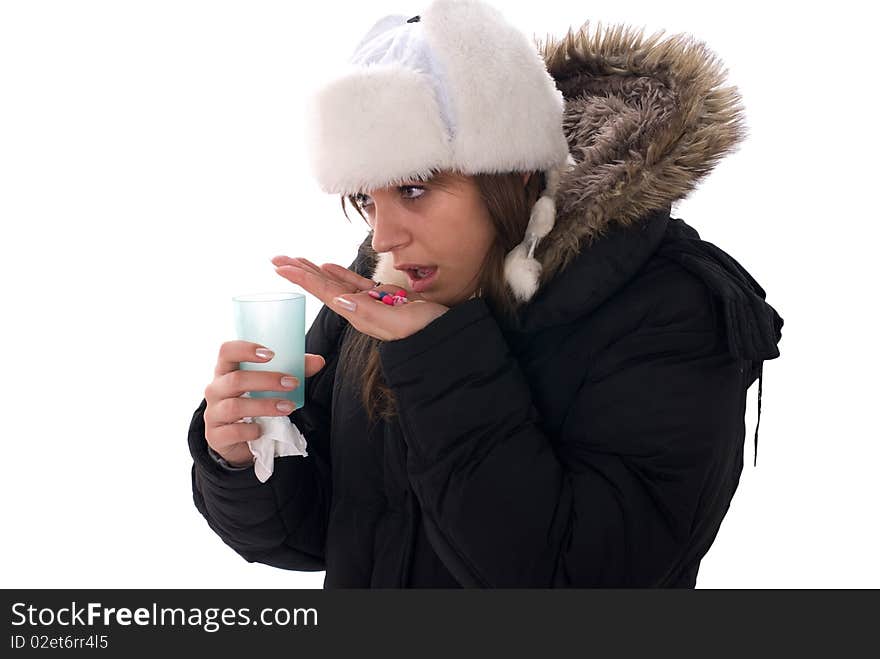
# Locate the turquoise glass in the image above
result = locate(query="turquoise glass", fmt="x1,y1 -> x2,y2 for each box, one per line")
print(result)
232,292 -> 306,409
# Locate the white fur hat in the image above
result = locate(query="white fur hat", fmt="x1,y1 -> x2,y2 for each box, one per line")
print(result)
304,0 -> 574,302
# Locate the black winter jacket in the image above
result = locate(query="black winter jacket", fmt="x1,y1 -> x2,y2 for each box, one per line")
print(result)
187,23 -> 784,587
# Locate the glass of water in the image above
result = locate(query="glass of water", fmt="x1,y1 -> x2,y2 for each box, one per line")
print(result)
232,292 -> 306,410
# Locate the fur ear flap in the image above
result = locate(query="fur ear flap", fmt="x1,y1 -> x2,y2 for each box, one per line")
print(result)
371,251 -> 411,290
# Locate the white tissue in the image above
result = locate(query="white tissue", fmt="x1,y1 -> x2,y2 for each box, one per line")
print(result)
238,394 -> 308,482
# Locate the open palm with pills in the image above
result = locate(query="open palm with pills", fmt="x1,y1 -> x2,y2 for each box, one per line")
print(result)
272,255 -> 449,341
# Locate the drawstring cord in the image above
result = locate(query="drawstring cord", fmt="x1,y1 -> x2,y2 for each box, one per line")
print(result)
753,362 -> 764,467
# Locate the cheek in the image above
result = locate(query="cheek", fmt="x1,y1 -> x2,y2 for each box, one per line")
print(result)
424,196 -> 494,266
435,226 -> 489,269
462,214 -> 495,258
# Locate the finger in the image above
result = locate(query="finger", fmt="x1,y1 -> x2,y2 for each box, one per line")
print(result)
295,258 -> 375,296
332,290 -> 391,323
272,256 -> 331,283
215,368 -> 300,398
206,418 -> 263,450
214,340 -> 277,378
272,254 -> 317,269
278,256 -> 328,279
320,262 -> 379,291
274,259 -> 364,302
206,369 -> 294,405
271,256 -> 332,284
206,395 -> 297,429
293,256 -> 325,274
273,256 -> 376,292
305,353 -> 326,377
276,264 -> 347,305
208,356 -> 323,403
271,255 -> 298,268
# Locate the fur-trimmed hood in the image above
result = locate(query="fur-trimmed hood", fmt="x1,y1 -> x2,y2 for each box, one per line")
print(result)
367,20 -> 747,304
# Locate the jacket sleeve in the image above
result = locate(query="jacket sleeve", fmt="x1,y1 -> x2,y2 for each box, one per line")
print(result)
377,292 -> 746,587
207,444 -> 251,471
188,248 -> 372,571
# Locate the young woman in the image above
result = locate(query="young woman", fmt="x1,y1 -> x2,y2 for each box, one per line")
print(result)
188,0 -> 784,587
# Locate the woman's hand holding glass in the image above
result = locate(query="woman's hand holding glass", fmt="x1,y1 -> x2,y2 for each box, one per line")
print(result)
203,340 -> 326,467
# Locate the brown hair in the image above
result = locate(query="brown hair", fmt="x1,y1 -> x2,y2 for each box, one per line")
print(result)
336,169 -> 546,428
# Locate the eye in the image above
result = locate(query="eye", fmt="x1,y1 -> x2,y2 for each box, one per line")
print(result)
399,185 -> 426,200
354,186 -> 425,211
353,193 -> 372,211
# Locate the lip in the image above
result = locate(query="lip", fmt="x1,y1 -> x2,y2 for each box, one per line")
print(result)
395,265 -> 439,293
394,263 -> 437,271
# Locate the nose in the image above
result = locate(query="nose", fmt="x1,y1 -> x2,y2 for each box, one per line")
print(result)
369,203 -> 411,254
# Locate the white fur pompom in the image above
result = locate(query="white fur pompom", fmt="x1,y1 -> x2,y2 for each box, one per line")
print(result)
504,241 -> 543,302
527,195 -> 557,240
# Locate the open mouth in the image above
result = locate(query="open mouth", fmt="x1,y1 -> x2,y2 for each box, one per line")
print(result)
405,266 -> 438,292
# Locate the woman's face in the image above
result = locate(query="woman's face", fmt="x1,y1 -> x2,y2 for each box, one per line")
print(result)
354,172 -> 497,307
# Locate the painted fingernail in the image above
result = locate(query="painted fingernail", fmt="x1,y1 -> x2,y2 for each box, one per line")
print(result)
276,401 -> 294,413
334,296 -> 357,312
256,348 -> 274,360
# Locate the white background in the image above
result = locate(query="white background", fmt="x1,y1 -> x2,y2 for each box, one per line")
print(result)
1,0 -> 875,589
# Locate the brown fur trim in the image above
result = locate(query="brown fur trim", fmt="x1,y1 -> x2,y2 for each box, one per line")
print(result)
533,21 -> 747,284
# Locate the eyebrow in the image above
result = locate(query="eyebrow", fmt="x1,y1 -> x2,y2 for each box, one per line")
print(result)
358,183 -> 425,196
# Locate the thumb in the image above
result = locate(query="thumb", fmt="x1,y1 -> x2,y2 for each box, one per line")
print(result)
304,353 -> 326,377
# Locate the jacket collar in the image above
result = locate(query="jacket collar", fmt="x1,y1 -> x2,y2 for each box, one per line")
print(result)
494,204 -> 671,335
